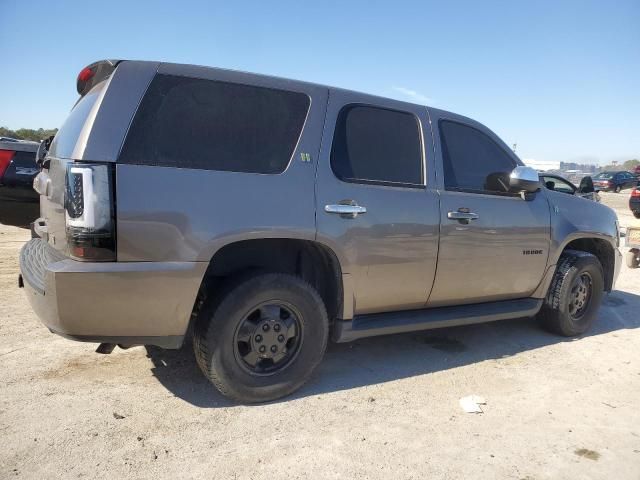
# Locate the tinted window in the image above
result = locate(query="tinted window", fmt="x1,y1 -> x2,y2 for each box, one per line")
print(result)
331,106 -> 423,186
49,81 -> 106,159
439,120 -> 517,194
119,74 -> 310,174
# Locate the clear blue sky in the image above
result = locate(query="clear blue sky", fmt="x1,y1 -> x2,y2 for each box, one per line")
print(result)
2,0 -> 638,165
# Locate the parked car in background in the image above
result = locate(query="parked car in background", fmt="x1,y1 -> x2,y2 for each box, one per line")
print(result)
0,139 -> 40,228
540,173 -> 599,202
629,188 -> 640,219
592,171 -> 638,193
20,59 -> 622,403
625,225 -> 640,268
632,165 -> 640,180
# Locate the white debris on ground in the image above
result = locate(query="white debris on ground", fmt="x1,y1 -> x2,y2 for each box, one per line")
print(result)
459,395 -> 487,413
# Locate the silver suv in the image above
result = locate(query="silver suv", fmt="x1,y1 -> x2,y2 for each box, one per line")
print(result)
20,60 -> 622,402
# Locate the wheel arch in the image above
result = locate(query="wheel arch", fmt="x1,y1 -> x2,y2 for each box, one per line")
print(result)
191,238 -> 350,331
533,233 -> 617,298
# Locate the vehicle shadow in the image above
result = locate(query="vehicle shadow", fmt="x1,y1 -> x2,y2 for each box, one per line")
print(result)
145,290 -> 640,408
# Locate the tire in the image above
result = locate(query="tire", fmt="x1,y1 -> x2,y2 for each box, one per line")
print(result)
538,250 -> 604,336
614,185 -> 621,193
633,211 -> 640,219
626,249 -> 640,269
193,272 -> 328,403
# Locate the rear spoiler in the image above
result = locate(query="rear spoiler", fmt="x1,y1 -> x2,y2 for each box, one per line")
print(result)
77,59 -> 122,96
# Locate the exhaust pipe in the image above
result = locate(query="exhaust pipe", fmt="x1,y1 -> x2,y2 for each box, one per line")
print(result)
95,343 -> 116,354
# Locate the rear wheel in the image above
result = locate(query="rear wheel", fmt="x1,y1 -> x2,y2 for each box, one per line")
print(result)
193,272 -> 328,403
614,185 -> 621,193
538,250 -> 604,336
633,211 -> 640,219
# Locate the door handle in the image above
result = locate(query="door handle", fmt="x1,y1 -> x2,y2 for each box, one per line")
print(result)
447,210 -> 479,223
325,202 -> 367,218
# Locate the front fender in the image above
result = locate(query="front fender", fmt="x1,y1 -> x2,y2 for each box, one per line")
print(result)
546,189 -> 618,265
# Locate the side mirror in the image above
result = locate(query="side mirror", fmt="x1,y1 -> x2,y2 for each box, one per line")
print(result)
578,176 -> 595,194
509,166 -> 540,193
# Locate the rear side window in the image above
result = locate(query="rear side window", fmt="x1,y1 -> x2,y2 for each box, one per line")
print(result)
439,120 -> 517,194
119,74 -> 310,174
331,105 -> 423,186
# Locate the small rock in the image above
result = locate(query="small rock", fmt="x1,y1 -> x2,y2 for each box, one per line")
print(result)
368,397 -> 375,403
137,436 -> 143,442
113,412 -> 125,420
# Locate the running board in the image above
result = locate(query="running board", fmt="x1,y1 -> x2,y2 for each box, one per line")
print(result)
333,298 -> 543,343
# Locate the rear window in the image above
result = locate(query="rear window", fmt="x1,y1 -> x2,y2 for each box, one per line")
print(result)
330,105 -> 423,186
119,74 -> 310,174
49,82 -> 105,159
594,173 -> 613,179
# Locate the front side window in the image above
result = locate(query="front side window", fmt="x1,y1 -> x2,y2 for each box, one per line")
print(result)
331,105 -> 423,186
119,74 -> 310,174
439,120 -> 517,194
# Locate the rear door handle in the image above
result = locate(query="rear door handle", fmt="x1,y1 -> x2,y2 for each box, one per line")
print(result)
447,210 -> 479,223
325,202 -> 367,218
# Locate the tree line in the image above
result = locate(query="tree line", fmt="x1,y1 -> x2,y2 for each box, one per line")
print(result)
601,159 -> 640,171
0,126 -> 58,142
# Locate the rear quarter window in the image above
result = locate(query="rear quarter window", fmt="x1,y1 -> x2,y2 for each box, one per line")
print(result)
119,74 -> 310,174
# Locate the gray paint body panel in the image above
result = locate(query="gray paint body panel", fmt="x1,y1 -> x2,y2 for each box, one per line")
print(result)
315,89 -> 440,315
426,108 -> 551,306
81,61 -> 159,162
116,67 -> 329,263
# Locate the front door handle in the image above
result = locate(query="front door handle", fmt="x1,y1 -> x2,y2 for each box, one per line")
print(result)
447,210 -> 479,224
325,202 -> 367,218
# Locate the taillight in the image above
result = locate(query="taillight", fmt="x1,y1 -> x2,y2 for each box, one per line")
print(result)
632,188 -> 640,198
64,162 -> 116,261
76,67 -> 95,95
0,149 -> 15,180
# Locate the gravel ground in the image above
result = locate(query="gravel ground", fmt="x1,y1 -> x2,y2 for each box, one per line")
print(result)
1,192 -> 639,480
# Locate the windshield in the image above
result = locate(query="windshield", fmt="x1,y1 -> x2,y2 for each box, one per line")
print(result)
48,81 -> 106,159
594,172 -> 613,179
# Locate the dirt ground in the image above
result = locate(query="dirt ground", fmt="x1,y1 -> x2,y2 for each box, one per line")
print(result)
1,192 -> 639,480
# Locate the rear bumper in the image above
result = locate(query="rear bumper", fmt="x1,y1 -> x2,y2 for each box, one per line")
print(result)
19,238 -> 207,348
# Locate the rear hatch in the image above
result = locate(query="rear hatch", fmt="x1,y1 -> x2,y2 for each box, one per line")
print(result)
36,61 -> 120,258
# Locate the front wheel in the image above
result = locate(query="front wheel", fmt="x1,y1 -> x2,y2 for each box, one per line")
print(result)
633,211 -> 640,219
538,251 -> 604,336
193,273 -> 328,403
614,185 -> 621,193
